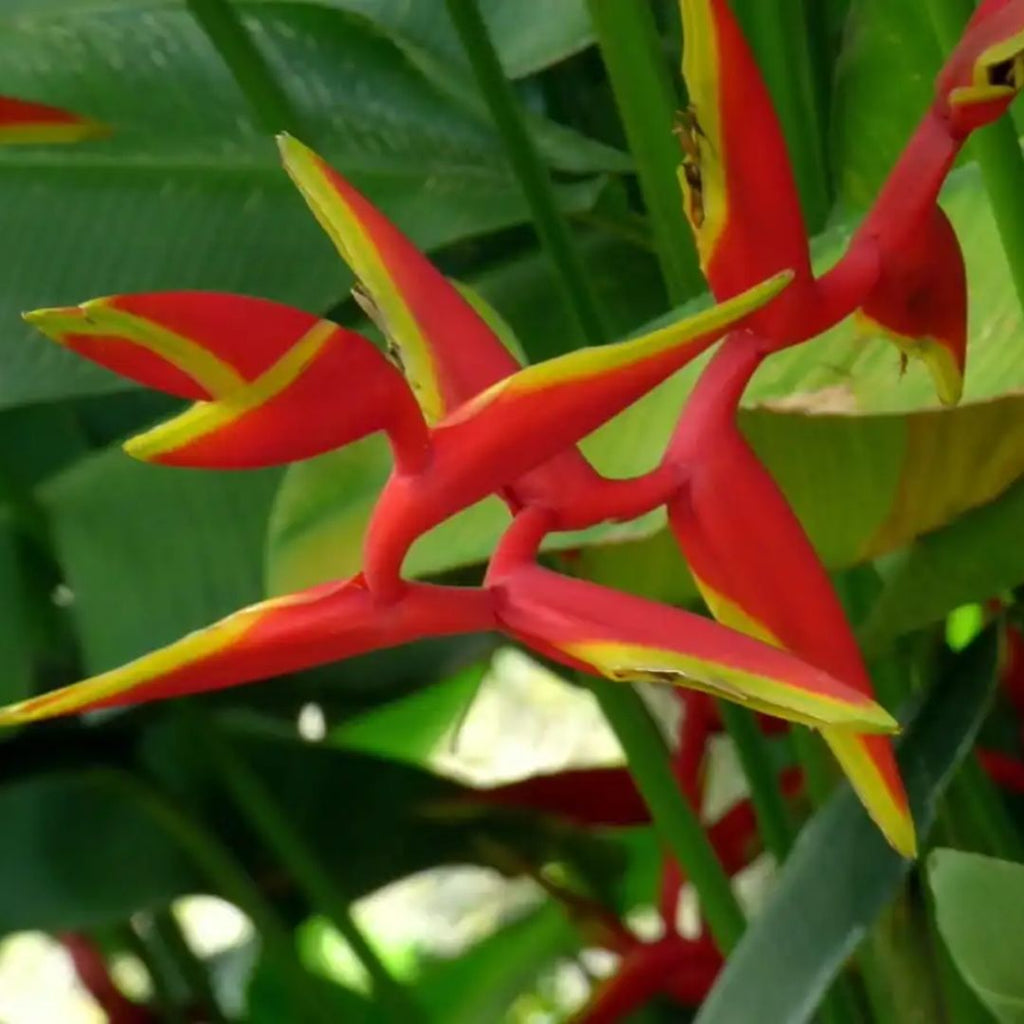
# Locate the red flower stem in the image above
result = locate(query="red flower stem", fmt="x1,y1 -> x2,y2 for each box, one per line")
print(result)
572,936 -> 720,1022
658,692 -> 712,929
853,113 -> 960,252
58,933 -> 155,1024
486,506 -> 554,579
558,463 -> 681,530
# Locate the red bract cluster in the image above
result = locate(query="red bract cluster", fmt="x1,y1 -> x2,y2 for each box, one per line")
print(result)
3,2 -> 1022,884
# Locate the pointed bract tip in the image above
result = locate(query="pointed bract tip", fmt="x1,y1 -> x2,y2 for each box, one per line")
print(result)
0,706 -> 26,727
275,131 -> 317,167
74,117 -> 112,141
750,268 -> 796,304
937,4 -> 1024,132
22,304 -> 86,342
0,117 -> 111,146
121,431 -> 159,463
890,815 -> 919,859
863,702 -> 900,736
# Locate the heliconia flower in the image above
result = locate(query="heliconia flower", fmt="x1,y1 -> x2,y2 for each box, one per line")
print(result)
677,0 -> 1023,406
22,293 -> 430,471
846,0 -> 1024,400
0,96 -> 107,144
487,559 -> 899,733
663,333 -> 916,856
935,0 -> 1024,134
0,577 -> 495,725
359,269 -> 792,595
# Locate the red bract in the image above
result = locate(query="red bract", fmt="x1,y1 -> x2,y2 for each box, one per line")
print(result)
0,96 -> 107,143
663,333 -> 914,854
0,578 -> 495,722
24,295 -> 430,471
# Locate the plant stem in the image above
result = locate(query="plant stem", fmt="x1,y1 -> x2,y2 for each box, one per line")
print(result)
926,0 -> 1024,312
194,713 -> 426,1023
586,678 -> 746,951
585,0 -> 703,304
731,0 -> 831,230
149,908 -> 228,1024
185,0 -> 306,137
114,922 -> 184,1024
716,702 -> 794,862
444,0 -> 608,349
97,770 -> 337,1024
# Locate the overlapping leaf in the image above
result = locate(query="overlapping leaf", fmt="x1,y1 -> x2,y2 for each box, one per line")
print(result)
0,717 -> 631,934
0,0 -> 616,408
694,631 -> 999,1024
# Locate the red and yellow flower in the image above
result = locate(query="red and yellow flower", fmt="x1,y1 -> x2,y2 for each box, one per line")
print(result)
5,2 -> 1021,870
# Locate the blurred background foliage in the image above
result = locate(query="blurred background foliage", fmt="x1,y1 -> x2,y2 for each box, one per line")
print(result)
1,0 -> 1024,1021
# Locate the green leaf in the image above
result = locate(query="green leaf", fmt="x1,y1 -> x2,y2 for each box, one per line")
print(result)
0,714 -> 628,933
331,661 -> 488,765
39,448 -> 281,671
831,0 -> 943,207
247,952 -> 373,1024
862,476 -> 1024,651
0,514 -> 32,705
0,769 -> 195,934
929,849 -> 1024,1024
693,630 -> 1000,1024
260,0 -> 596,81
413,903 -> 577,1024
0,0 -> 613,408
148,717 -> 622,905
